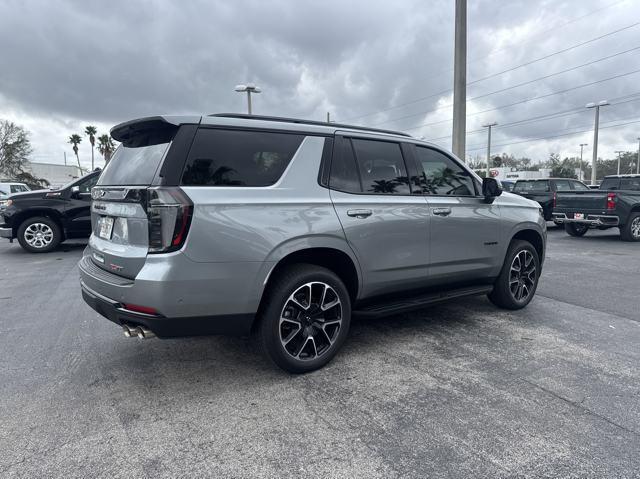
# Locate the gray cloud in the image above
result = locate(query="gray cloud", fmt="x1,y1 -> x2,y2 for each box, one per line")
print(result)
0,0 -> 639,167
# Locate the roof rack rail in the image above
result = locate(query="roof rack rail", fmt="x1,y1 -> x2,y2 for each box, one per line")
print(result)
208,113 -> 412,138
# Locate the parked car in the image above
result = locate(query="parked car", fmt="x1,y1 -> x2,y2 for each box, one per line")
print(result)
553,174 -> 640,241
0,181 -> 30,195
0,189 -> 9,212
0,170 -> 101,252
512,178 -> 591,222
78,114 -> 546,373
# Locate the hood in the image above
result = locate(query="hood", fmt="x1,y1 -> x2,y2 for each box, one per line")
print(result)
7,189 -> 53,201
499,191 -> 540,208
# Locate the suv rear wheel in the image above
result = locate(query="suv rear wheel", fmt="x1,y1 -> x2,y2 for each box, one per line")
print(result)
620,212 -> 640,242
488,240 -> 540,310
17,216 -> 62,253
258,264 -> 351,373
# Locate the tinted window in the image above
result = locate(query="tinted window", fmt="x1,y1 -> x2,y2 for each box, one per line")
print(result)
415,147 -> 475,196
600,178 -> 620,190
77,174 -> 99,193
348,139 -> 410,195
182,129 -> 304,186
571,181 -> 590,191
620,177 -> 640,190
11,185 -> 29,193
513,180 -> 550,193
554,180 -> 571,191
329,138 -> 361,193
98,143 -> 170,186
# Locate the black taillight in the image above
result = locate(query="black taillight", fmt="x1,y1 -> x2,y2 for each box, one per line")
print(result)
146,187 -> 193,253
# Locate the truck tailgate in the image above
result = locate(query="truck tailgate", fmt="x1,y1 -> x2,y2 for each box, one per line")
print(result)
555,191 -> 607,211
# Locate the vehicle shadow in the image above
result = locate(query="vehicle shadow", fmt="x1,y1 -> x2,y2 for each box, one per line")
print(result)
0,241 -> 87,255
93,296 -> 493,388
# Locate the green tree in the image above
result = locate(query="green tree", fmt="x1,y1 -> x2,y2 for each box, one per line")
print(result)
0,119 -> 33,178
68,134 -> 82,169
84,125 -> 97,170
97,134 -> 115,164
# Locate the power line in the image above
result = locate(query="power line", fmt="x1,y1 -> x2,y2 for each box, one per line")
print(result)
345,14 -> 638,122
465,118 -> 640,152
390,68 -> 640,132
374,66 -> 640,127
423,94 -> 640,141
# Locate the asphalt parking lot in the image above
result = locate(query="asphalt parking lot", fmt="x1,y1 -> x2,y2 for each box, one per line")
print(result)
1,226 -> 639,478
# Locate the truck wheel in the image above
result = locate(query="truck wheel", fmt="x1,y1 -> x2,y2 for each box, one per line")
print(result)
257,264 -> 351,373
488,240 -> 540,310
564,223 -> 588,237
17,216 -> 62,253
620,213 -> 640,242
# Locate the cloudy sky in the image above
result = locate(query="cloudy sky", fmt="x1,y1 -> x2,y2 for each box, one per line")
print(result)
1,0 -> 639,170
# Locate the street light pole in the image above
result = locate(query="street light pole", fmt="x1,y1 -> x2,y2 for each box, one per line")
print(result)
482,122 -> 497,178
586,100 -> 609,185
235,83 -> 262,115
614,150 -> 624,176
637,137 -> 640,175
452,0 -> 467,160
579,143 -> 588,181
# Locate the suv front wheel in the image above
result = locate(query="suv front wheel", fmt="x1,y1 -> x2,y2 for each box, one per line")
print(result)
488,240 -> 540,310
258,264 -> 351,373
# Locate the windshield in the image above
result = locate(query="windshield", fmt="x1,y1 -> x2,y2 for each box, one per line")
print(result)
600,178 -> 620,190
97,142 -> 170,186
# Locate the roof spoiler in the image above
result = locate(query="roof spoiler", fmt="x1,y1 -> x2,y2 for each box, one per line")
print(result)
110,116 -> 177,143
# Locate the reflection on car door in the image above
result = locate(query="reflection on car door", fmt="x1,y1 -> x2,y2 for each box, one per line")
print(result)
329,136 -> 431,298
412,145 -> 501,282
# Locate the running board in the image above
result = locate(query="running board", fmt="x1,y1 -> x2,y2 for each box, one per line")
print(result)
353,285 -> 493,319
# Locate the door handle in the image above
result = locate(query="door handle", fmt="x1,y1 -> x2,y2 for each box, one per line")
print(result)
347,209 -> 372,218
432,207 -> 452,217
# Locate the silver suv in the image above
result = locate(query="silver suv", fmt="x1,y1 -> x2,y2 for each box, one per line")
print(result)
79,114 -> 546,373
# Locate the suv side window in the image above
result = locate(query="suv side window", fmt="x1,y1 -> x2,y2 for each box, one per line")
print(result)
11,185 -> 28,193
554,180 -> 571,191
329,137 -> 362,193
181,129 -> 305,186
415,146 -> 475,196
351,138 -> 410,195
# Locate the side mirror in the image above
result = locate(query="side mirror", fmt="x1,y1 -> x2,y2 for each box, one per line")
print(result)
482,177 -> 503,203
70,185 -> 80,197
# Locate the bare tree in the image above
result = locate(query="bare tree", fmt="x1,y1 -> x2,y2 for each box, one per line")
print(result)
0,119 -> 33,178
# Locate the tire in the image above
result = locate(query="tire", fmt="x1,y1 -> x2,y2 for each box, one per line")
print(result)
488,240 -> 541,310
16,216 -> 62,253
564,222 -> 588,237
620,212 -> 640,242
257,264 -> 351,373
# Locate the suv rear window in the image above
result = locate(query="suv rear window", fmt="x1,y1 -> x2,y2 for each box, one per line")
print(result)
513,180 -> 550,193
181,129 -> 304,187
98,140 -> 171,186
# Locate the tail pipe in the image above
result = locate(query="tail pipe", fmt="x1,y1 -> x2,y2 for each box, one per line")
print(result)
122,325 -> 156,339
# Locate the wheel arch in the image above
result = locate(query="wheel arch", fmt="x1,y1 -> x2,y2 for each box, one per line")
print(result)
12,209 -> 65,237
510,227 -> 545,265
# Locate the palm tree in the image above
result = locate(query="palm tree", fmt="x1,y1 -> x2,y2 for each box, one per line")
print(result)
68,134 -> 82,169
97,134 -> 115,164
84,125 -> 97,170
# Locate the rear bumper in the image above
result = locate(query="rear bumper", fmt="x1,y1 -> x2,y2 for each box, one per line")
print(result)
552,213 -> 619,227
80,280 -> 254,337
78,247 -> 262,337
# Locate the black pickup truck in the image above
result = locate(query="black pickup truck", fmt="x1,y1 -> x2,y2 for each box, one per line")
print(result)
552,174 -> 640,241
0,170 -> 101,252
512,178 -> 591,221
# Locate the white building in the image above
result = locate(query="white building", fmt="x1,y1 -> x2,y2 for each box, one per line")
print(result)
27,162 -> 85,189
489,167 -> 552,181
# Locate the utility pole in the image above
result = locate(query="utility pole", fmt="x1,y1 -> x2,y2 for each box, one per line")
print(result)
637,137 -> 640,175
327,112 -> 331,123
452,0 -> 467,160
614,150 -> 624,176
482,122 -> 498,178
586,100 -> 609,185
63,151 -> 67,166
579,143 -> 587,181
234,84 -> 261,115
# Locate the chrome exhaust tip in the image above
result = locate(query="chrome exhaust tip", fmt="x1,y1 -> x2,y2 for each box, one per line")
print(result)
137,327 -> 156,339
123,325 -> 137,338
